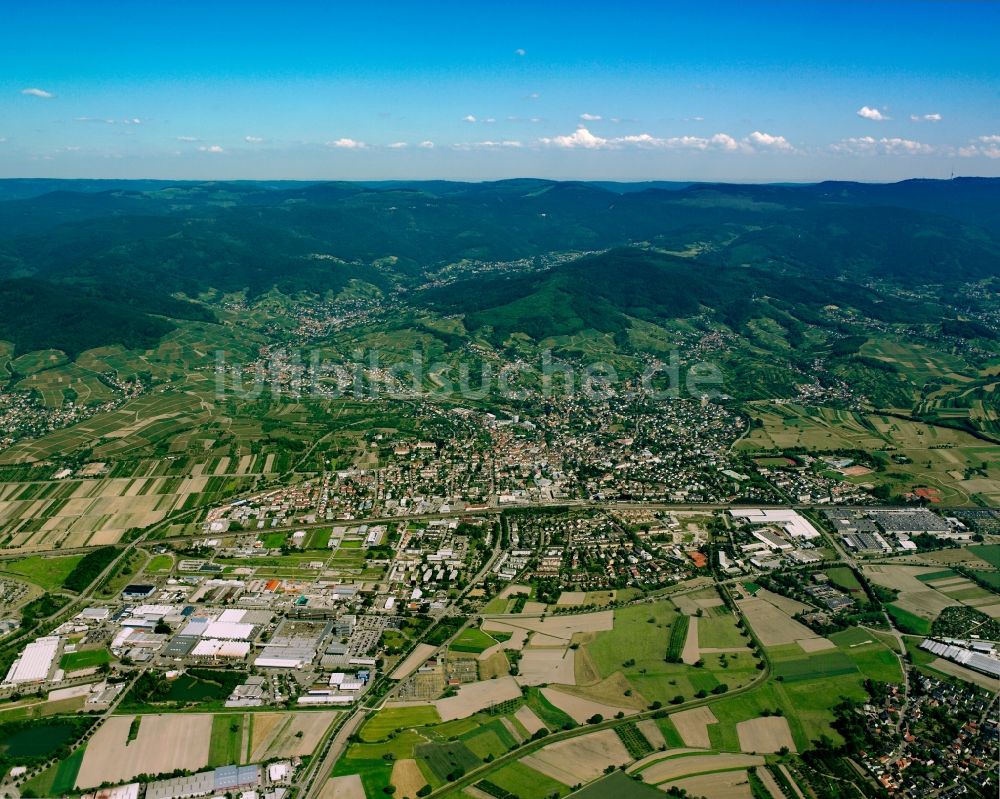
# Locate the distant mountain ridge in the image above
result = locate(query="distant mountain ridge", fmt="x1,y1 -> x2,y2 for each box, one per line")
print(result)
0,176 -> 997,357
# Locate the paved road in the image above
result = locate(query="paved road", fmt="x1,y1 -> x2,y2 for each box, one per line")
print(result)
300,528 -> 507,799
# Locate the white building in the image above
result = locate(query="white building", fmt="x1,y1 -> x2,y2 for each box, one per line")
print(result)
730,508 -> 820,539
4,636 -> 60,684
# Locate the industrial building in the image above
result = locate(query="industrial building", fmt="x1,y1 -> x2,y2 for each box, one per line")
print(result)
3,635 -> 60,684
730,508 -> 820,539
920,638 -> 1000,679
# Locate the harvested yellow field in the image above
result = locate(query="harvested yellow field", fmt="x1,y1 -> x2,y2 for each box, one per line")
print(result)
755,588 -> 811,615
681,616 -> 700,665
735,716 -> 796,753
250,711 -> 337,760
76,714 -> 212,789
796,637 -> 836,653
670,706 -> 718,748
556,591 -> 587,605
248,712 -> 285,752
663,770 -> 755,799
435,676 -> 522,721
391,759 -> 428,798
390,643 -> 438,680
641,753 -> 764,784
636,718 -> 666,749
737,596 -> 817,646
319,775 -> 365,799
520,729 -> 631,785
516,647 -> 576,686
478,650 -> 510,680
483,611 -> 614,643
539,686 -> 636,723
499,583 -> 532,598
514,705 -> 547,736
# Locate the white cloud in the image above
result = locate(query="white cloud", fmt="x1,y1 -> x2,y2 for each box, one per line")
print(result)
21,87 -> 54,99
123,118 -> 142,125
327,138 -> 366,149
418,140 -> 435,149
539,127 -> 780,153
856,106 -> 889,121
580,113 -> 602,121
198,145 -> 225,153
484,117 -> 496,123
527,92 -> 539,100
910,113 -> 942,122
958,134 -> 1000,159
710,133 -> 741,151
244,135 -> 264,143
514,48 -> 526,56
453,140 -> 524,151
74,116 -> 115,124
387,141 -> 408,149
541,126 -> 609,149
177,136 -> 200,142
462,115 -> 477,123
832,136 -> 933,155
617,133 -> 661,146
747,131 -> 793,151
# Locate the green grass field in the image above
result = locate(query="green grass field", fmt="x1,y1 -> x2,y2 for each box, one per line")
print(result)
585,600 -> 757,705
60,648 -> 111,671
360,705 -> 442,742
698,616 -> 749,649
773,650 -> 859,682
0,553 -> 84,590
22,745 -> 86,796
970,570 -> 1000,590
570,770 -> 663,799
970,544 -> 1000,569
886,603 -> 933,635
208,714 -> 245,767
146,554 -> 174,573
487,761 -> 570,798
450,627 -> 499,654
828,628 -> 903,683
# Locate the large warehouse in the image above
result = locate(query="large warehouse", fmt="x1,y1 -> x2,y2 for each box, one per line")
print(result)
3,636 -> 60,685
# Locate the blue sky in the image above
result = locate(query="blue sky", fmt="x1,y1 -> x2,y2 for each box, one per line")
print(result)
1,1 -> 998,181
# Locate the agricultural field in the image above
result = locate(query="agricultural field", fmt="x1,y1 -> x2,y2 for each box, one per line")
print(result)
738,402 -> 1000,505
75,714 -> 213,788
333,701 -> 531,797
208,713 -> 246,767
576,599 -> 758,708
861,563 -> 1000,628
450,626 -> 500,654
249,711 -> 338,760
